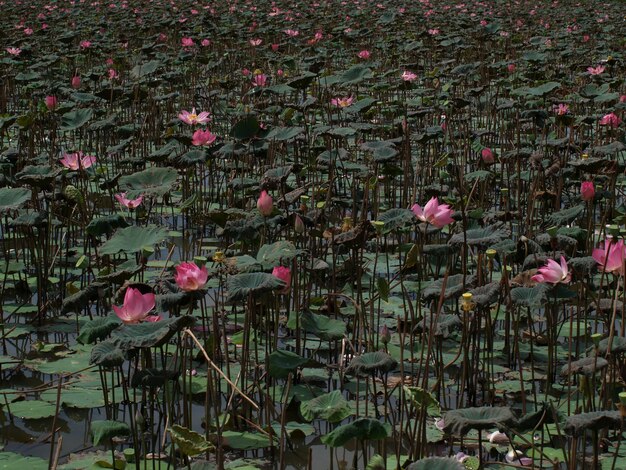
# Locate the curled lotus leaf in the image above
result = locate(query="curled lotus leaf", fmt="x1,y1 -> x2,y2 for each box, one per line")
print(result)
90,420 -> 131,446
110,315 -> 195,350
443,406 -> 516,436
597,336 -> 626,355
560,357 -> 608,377
345,351 -> 397,376
320,418 -> 388,447
564,411 -> 622,436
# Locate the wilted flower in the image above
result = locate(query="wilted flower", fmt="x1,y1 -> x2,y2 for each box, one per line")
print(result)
60,151 -> 96,170
331,96 -> 354,108
257,190 -> 273,216
115,193 -> 143,209
531,256 -> 571,284
175,262 -> 209,291
411,197 -> 455,228
113,288 -> 156,324
593,239 -> 626,274
192,129 -> 217,146
402,70 -> 418,81
179,108 -> 211,125
272,266 -> 292,294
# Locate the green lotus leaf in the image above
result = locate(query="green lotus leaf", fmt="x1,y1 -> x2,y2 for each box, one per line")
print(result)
510,286 -> 547,308
91,420 -> 131,446
15,165 -> 60,187
226,272 -> 286,302
77,315 -> 121,345
449,226 -> 508,247
99,224 -> 169,255
41,386 -> 106,409
60,108 -> 93,131
130,60 -> 162,79
265,126 -> 304,141
564,411 -> 622,436
406,457 -> 464,470
231,116 -> 260,140
345,351 -> 397,376
174,149 -> 207,165
256,241 -> 301,266
0,187 -> 30,212
268,349 -> 307,379
443,406 -> 516,435
119,166 -> 178,198
546,205 -> 584,226
422,274 -> 476,301
8,400 -> 57,419
299,310 -> 346,341
321,418 -> 388,447
221,431 -> 277,450
131,368 -> 180,388
597,336 -> 626,355
90,340 -> 126,367
170,425 -> 213,456
0,452 -> 48,469
339,65 -> 373,85
86,214 -> 130,237
404,386 -> 441,417
377,208 -> 415,234
300,390 -> 353,423
110,315 -> 194,350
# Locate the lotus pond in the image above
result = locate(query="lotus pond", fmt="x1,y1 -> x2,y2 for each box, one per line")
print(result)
1,0 -> 626,469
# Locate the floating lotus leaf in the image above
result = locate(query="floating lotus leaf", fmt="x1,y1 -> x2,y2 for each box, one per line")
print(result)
443,406 -> 516,435
406,457 -> 464,470
119,166 -> 178,198
226,272 -> 286,302
564,411 -> 622,436
320,418 -> 388,447
91,420 -> 131,446
77,315 -> 121,344
0,187 -> 30,212
60,108 -> 93,131
299,310 -> 346,341
345,352 -> 397,376
99,224 -> 169,255
0,452 -> 48,469
268,349 -> 307,379
110,315 -> 194,350
8,400 -> 57,419
90,340 -> 126,367
300,390 -> 353,423
560,357 -> 608,377
221,431 -> 277,450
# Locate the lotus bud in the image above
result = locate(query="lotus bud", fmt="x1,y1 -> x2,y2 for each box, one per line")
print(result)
380,325 -> 391,345
257,190 -> 273,216
294,214 -> 305,234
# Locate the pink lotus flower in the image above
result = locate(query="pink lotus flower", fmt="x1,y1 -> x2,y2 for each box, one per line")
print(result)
108,69 -> 118,80
251,73 -> 268,87
192,129 -> 217,146
481,147 -> 495,164
115,192 -> 143,209
272,266 -> 291,294
505,449 -> 532,466
428,28 -> 440,35
331,96 -> 354,108
113,287 -> 156,324
80,40 -> 91,49
23,28 -> 33,36
531,256 -> 571,284
620,95 -> 626,103
411,197 -> 454,228
71,75 -> 81,89
587,65 -> 605,75
250,38 -> 262,46
60,151 -> 96,170
593,239 -> 626,274
201,39 -> 211,47
6,47 -> 21,56
181,37 -> 195,48
179,108 -> 211,125
257,190 -> 273,216
507,63 -> 516,73
45,95 -> 58,110
402,71 -> 418,82
358,50 -> 370,59
271,43 -> 280,51
599,112 -> 621,128
554,103 -> 569,115
284,29 -> 299,37
175,262 -> 209,291
581,181 -> 595,201
242,68 -> 251,76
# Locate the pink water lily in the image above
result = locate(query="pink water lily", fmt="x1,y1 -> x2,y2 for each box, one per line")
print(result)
593,239 -> 626,274
251,73 -> 268,87
175,262 -> 208,292
358,50 -> 370,59
587,65 -> 605,75
181,37 -> 195,48
179,108 -> 211,125
554,103 -> 569,115
272,266 -> 291,294
6,47 -> 21,56
402,71 -> 418,82
531,256 -> 571,284
60,151 -> 96,170
192,129 -> 217,146
599,112 -> 621,128
411,197 -> 454,228
331,96 -> 354,108
115,193 -> 143,209
113,288 -> 156,324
